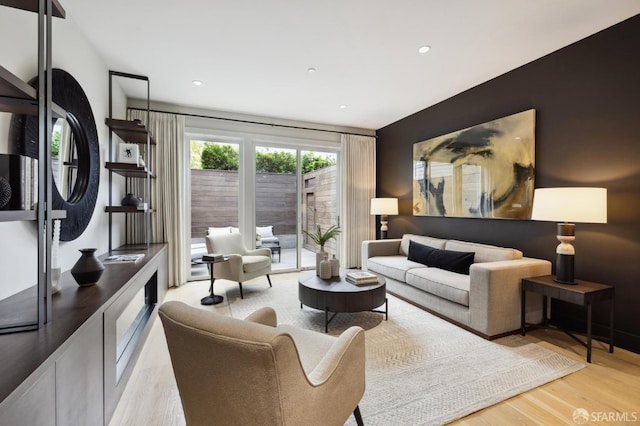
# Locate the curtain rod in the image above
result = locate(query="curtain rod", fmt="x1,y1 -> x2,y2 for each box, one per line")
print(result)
128,107 -> 376,138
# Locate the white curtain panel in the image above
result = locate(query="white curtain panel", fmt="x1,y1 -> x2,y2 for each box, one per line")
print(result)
128,109 -> 188,287
340,134 -> 377,268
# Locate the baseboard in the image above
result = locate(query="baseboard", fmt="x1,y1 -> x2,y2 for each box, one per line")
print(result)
552,311 -> 640,355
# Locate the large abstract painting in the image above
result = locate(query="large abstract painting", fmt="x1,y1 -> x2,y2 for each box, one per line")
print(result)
413,109 -> 535,219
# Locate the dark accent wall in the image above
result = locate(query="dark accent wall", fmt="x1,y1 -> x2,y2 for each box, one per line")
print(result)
376,15 -> 640,354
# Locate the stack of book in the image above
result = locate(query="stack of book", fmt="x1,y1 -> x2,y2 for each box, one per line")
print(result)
103,254 -> 145,264
346,271 -> 379,285
203,253 -> 224,262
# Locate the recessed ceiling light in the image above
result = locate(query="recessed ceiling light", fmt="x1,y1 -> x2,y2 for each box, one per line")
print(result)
418,45 -> 431,54
307,67 -> 317,73
192,80 -> 203,86
339,104 -> 348,109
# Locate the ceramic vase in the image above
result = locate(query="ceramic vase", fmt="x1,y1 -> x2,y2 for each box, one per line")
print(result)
71,248 -> 104,286
319,258 -> 332,279
330,255 -> 340,277
315,251 -> 328,276
51,267 -> 62,294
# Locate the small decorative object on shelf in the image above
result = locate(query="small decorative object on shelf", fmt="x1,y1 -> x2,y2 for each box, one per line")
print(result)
51,219 -> 62,294
71,248 -> 104,286
319,258 -> 332,279
121,193 -> 142,207
118,143 -> 140,164
330,255 -> 340,277
0,176 -> 11,208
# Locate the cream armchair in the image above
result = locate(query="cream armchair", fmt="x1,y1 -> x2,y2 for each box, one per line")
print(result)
159,301 -> 366,426
205,232 -> 272,299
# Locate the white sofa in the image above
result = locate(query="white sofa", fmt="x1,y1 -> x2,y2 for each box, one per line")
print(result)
362,234 -> 551,338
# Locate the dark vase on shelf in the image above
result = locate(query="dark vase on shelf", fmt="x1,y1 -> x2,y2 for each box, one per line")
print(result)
71,248 -> 104,286
121,193 -> 142,207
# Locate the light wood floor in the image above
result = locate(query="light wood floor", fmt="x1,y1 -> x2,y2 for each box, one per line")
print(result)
110,274 -> 640,426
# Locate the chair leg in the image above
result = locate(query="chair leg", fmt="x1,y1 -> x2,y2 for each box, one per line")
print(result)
353,405 -> 364,426
238,282 -> 244,299
267,274 -> 272,288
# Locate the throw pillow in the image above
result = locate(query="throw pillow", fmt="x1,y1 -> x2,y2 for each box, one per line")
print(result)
408,240 -> 475,275
256,226 -> 274,238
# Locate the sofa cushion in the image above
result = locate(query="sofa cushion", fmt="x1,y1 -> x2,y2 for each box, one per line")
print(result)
444,240 -> 522,263
399,234 -> 447,256
256,226 -> 274,239
367,256 -> 424,283
406,267 -> 471,307
208,226 -> 231,235
408,240 -> 475,275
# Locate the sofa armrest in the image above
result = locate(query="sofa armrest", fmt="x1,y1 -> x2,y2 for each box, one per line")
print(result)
468,257 -> 551,336
361,239 -> 402,270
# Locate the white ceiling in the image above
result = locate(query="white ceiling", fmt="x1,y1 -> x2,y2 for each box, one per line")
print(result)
62,0 -> 639,130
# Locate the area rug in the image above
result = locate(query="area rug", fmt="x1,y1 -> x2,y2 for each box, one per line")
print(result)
224,275 -> 585,426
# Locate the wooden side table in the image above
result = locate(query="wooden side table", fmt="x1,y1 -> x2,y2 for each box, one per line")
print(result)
521,275 -> 614,363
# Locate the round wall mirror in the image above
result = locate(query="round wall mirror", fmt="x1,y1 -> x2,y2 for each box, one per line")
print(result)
9,69 -> 100,241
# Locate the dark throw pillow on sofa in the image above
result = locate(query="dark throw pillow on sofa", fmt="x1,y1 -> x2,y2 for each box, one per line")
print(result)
408,240 -> 475,275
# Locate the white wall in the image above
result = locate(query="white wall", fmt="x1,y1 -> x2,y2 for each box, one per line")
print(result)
0,7 -> 125,299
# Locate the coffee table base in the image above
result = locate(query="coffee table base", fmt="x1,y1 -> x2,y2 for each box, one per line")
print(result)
315,298 -> 387,333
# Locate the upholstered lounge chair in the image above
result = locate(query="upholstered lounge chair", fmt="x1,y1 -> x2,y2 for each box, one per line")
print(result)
159,301 -> 366,426
205,232 -> 272,298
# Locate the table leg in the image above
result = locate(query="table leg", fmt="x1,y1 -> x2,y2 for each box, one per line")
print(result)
521,288 -> 526,336
201,263 -> 224,305
587,302 -> 592,363
609,297 -> 615,353
385,297 -> 388,320
325,307 -> 329,333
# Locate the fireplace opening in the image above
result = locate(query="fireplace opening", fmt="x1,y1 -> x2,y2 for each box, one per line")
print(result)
115,272 -> 157,381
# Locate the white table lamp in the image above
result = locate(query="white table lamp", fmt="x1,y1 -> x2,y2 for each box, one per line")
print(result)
371,198 -> 398,239
531,187 -> 607,284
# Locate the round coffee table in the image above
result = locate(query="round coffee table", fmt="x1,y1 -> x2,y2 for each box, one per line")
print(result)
298,269 -> 387,332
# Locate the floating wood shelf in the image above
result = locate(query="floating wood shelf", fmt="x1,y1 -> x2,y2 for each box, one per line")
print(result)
0,65 -> 66,118
0,209 -> 66,222
0,0 -> 66,18
105,206 -> 153,214
105,162 -> 156,178
105,118 -> 156,145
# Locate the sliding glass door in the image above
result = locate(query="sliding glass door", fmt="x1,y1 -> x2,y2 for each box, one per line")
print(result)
254,146 -> 299,271
186,128 -> 340,278
254,145 -> 339,271
300,150 -> 339,269
188,138 -> 240,279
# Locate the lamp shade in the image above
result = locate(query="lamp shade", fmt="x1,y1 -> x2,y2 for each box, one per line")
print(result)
531,187 -> 607,223
370,198 -> 398,216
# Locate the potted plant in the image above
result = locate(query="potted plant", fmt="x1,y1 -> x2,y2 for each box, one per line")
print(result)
303,225 -> 341,273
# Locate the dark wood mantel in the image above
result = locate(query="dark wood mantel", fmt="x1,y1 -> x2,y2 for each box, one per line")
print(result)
0,243 -> 167,405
